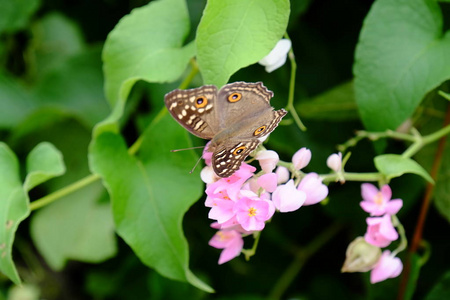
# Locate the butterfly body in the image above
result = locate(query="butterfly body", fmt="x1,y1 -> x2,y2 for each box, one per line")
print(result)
164,81 -> 287,178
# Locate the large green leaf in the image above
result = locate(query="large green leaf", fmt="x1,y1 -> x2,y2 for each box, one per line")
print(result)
27,119 -> 117,270
30,182 -> 116,270
354,0 -> 450,131
0,142 -> 65,284
196,0 -> 290,87
100,0 -> 194,135
0,0 -> 40,33
89,113 -> 212,292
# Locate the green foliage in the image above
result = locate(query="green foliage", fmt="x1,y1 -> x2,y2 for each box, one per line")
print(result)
0,142 -> 65,284
0,0 -> 449,298
101,0 -> 195,133
196,0 -> 290,87
354,0 -> 450,131
0,0 -> 40,34
90,113 -> 210,291
30,182 -> 116,270
425,271 -> 450,300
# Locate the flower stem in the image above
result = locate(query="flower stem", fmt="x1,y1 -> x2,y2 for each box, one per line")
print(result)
29,174 -> 100,211
284,33 -> 306,132
242,231 -> 261,260
391,215 -> 407,257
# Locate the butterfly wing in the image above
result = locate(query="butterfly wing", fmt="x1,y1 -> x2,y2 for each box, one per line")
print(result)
212,139 -> 260,178
216,81 -> 274,129
164,85 -> 220,139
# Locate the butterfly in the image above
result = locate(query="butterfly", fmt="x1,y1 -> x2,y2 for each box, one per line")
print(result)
164,81 -> 287,177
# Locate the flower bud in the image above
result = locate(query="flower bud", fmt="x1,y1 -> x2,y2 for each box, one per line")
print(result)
292,147 -> 311,170
275,166 -> 290,184
327,152 -> 342,172
341,237 -> 382,273
255,150 -> 279,173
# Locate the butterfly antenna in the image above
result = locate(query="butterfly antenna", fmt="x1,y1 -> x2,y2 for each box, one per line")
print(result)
170,145 -> 205,152
189,155 -> 204,174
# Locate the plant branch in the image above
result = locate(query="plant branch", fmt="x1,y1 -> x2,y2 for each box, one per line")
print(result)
30,174 -> 100,211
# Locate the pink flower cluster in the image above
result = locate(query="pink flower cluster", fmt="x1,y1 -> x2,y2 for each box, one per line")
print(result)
203,147 -> 328,264
360,183 -> 404,283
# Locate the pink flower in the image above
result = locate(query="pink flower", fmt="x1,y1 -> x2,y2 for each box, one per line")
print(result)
370,250 -> 403,283
234,197 -> 273,231
257,173 -> 278,192
209,230 -> 244,264
207,198 -> 236,224
275,166 -> 290,184
272,180 -> 306,212
364,214 -> 398,247
206,163 -> 255,200
327,152 -> 342,172
205,186 -> 236,224
297,173 -> 328,205
255,150 -> 279,173
292,147 -> 311,170
360,184 -> 403,216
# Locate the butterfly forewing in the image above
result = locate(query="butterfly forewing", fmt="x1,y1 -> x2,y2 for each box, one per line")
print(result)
164,85 -> 219,139
212,140 -> 260,178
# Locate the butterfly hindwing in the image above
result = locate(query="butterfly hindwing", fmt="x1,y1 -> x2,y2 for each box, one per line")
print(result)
212,140 -> 260,178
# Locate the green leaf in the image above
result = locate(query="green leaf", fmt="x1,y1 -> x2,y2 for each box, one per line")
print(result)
374,154 -> 434,183
354,0 -> 450,131
28,12 -> 85,79
30,183 -> 116,270
90,111 -> 212,292
425,270 -> 450,300
24,118 -> 117,269
0,143 -> 29,284
100,0 -> 194,134
196,0 -> 290,87
0,72 -> 36,129
297,81 -> 358,121
89,112 -> 212,292
33,47 -> 110,128
0,0 -> 40,33
24,142 -> 66,192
